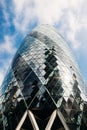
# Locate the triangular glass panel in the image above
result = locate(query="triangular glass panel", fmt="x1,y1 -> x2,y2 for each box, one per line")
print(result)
35,117 -> 49,130
51,114 -> 65,130
20,115 -> 33,130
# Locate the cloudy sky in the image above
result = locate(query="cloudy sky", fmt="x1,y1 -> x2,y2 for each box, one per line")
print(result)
0,0 -> 87,88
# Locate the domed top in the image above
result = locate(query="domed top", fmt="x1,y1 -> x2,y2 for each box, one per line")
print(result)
1,24 -> 87,102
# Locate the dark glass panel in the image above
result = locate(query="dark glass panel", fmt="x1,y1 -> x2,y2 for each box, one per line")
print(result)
51,116 -> 65,130
12,53 -> 32,84
22,71 -> 41,106
21,115 -> 33,130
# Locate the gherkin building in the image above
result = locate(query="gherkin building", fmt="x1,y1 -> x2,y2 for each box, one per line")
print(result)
0,25 -> 87,130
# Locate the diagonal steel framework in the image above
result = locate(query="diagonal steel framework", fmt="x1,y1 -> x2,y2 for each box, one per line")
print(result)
15,109 -> 70,130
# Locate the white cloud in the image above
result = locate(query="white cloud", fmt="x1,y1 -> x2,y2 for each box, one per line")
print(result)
12,0 -> 87,50
13,0 -> 36,33
0,35 -> 17,85
0,35 -> 16,54
0,0 -> 10,27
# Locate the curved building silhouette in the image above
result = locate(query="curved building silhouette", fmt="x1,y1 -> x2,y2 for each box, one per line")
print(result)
0,25 -> 87,130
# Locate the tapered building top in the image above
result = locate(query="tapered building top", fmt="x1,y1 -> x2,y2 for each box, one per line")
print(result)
0,25 -> 87,130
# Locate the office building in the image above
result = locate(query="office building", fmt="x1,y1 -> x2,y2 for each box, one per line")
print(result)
0,25 -> 87,130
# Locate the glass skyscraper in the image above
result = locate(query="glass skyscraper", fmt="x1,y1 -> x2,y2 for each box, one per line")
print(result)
0,25 -> 87,130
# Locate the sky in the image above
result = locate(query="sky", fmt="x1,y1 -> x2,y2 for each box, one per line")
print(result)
0,0 -> 87,90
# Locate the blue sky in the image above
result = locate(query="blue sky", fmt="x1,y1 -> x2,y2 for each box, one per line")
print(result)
0,0 -> 87,90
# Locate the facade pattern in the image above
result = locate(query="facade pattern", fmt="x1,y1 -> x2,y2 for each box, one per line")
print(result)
0,25 -> 87,130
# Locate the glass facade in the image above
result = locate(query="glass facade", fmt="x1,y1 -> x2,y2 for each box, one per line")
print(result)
0,24 -> 87,130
